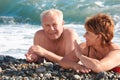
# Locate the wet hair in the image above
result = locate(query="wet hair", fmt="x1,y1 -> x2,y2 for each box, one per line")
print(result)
40,9 -> 63,21
85,13 -> 114,46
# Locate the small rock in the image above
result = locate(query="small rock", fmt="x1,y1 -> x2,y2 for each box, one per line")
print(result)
94,72 -> 105,80
36,66 -> 46,73
0,55 -> 4,61
0,67 -> 2,72
44,72 -> 52,78
74,74 -> 81,79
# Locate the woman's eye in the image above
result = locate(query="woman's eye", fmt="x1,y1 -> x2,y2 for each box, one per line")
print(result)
86,32 -> 88,34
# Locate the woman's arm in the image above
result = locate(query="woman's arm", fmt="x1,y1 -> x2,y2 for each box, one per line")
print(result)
78,50 -> 120,73
59,50 -> 91,73
74,41 -> 120,73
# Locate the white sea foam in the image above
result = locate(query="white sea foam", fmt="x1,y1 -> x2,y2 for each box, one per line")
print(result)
0,24 -> 40,58
0,23 -> 120,59
94,1 -> 104,7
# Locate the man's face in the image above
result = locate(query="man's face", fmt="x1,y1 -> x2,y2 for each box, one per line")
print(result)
42,15 -> 64,40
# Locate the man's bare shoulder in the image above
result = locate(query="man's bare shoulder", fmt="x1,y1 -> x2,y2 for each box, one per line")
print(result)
35,30 -> 47,39
34,30 -> 45,44
63,28 -> 76,34
34,30 -> 47,47
35,30 -> 44,36
63,28 -> 78,38
63,28 -> 81,43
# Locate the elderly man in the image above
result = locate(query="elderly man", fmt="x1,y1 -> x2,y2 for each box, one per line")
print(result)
25,9 -> 80,63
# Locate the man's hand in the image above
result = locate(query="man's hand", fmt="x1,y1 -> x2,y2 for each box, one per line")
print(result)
25,53 -> 38,62
29,45 -> 46,57
25,45 -> 46,62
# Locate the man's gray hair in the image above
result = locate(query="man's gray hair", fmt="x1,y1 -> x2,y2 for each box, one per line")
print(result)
40,9 -> 63,21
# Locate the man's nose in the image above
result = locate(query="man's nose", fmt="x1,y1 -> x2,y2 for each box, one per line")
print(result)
50,26 -> 55,30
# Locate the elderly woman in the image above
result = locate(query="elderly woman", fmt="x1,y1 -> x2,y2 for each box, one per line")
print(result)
60,13 -> 120,73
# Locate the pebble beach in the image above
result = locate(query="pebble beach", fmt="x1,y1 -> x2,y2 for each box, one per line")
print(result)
0,55 -> 120,80
1,0 -> 120,80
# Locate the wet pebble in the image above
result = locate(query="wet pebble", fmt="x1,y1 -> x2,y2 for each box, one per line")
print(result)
74,74 -> 81,79
0,56 -> 120,80
36,66 -> 46,73
0,67 -> 2,73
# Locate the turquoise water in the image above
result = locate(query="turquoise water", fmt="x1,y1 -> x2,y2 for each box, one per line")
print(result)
0,0 -> 120,24
0,0 -> 120,58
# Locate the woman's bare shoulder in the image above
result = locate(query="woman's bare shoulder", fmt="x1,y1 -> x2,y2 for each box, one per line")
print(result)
79,42 -> 88,55
111,42 -> 120,50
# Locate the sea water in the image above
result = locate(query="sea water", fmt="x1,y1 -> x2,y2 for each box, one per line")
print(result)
0,0 -> 120,59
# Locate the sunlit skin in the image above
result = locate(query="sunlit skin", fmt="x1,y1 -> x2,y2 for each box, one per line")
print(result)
83,31 -> 98,47
75,30 -> 120,73
42,14 -> 64,40
25,9 -> 81,63
59,13 -> 120,73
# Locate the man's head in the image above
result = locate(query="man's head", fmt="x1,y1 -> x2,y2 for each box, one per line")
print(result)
40,9 -> 64,40
40,9 -> 63,22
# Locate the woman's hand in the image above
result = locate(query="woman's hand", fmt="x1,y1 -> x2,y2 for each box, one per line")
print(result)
73,63 -> 91,73
74,41 -> 82,59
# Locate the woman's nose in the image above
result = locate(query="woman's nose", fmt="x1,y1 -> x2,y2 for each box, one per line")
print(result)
83,34 -> 85,38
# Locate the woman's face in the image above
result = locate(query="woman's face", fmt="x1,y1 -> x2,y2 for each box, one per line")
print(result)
84,30 -> 98,46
